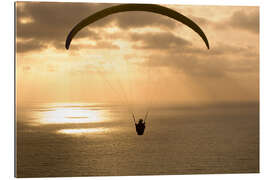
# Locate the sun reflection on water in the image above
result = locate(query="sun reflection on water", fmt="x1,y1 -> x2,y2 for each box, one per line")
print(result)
58,128 -> 108,135
32,103 -> 111,125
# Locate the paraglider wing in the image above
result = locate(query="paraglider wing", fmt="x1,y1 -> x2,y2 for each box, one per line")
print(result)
65,4 -> 210,50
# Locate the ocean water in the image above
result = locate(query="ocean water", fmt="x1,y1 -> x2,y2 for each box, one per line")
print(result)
15,102 -> 259,177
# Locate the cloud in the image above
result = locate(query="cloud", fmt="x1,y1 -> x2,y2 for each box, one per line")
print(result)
69,41 -> 120,50
228,9 -> 259,33
176,42 -> 259,58
210,8 -> 259,34
111,11 -> 177,29
129,32 -> 191,50
16,39 -> 48,53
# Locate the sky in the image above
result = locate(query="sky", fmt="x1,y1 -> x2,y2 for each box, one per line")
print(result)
15,2 -> 259,106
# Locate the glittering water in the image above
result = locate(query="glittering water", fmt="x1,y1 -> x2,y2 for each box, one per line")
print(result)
16,102 -> 259,177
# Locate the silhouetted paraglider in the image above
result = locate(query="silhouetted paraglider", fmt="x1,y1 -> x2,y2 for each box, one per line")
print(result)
65,3 -> 210,135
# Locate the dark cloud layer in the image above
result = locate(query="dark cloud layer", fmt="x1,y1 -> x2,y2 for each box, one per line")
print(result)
16,2 -> 113,53
16,2 -> 180,53
16,2 -> 259,54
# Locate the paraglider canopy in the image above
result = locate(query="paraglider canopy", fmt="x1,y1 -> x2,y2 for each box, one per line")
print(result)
65,3 -> 210,50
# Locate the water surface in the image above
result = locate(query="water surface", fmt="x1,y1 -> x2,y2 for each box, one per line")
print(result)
16,102 -> 259,177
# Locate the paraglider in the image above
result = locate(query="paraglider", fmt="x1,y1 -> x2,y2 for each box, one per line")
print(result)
65,3 -> 210,135
132,112 -> 147,135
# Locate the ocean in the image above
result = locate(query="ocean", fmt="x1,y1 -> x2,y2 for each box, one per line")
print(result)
15,102 -> 259,177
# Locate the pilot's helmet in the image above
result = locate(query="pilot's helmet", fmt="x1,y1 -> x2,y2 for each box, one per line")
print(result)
139,119 -> 143,123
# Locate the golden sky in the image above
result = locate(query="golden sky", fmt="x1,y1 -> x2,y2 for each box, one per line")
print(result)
16,2 -> 259,106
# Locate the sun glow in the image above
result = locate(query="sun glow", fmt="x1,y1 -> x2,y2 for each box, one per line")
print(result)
19,17 -> 34,24
33,103 -> 110,125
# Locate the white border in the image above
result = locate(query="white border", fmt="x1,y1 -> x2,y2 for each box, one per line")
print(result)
1,0 -> 269,180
